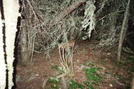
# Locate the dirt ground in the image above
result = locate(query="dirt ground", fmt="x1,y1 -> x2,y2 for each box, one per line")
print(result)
15,40 -> 132,89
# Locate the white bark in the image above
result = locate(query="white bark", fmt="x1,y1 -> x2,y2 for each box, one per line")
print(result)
0,8 -> 6,89
3,0 -> 20,88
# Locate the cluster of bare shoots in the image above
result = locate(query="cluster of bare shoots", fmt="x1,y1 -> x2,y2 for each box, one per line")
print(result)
58,35 -> 75,76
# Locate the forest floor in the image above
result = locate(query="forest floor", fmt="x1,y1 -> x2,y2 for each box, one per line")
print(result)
16,40 -> 133,89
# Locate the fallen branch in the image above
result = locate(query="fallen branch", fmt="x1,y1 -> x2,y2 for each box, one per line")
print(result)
48,0 -> 86,29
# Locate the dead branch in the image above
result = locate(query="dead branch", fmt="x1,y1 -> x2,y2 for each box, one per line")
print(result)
48,0 -> 86,29
117,0 -> 130,60
26,0 -> 38,19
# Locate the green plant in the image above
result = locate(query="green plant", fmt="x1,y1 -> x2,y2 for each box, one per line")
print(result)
47,76 -> 61,89
84,67 -> 102,89
68,80 -> 85,89
51,64 -> 65,74
84,61 -> 95,67
50,65 -> 103,89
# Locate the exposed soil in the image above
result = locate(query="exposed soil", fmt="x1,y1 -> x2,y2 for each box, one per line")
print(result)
15,40 -> 132,89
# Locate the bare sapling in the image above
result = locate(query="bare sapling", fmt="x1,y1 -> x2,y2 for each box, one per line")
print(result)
58,35 -> 75,74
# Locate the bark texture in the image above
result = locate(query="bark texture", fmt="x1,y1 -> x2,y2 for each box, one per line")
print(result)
0,0 -> 20,88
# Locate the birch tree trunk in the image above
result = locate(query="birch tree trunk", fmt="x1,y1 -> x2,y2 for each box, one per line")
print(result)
0,0 -> 20,88
0,1 -> 6,88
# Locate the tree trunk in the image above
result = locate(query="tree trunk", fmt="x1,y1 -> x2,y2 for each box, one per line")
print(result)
117,0 -> 130,60
0,1 -> 6,88
20,27 -> 31,64
20,20 -> 34,64
0,0 -> 20,88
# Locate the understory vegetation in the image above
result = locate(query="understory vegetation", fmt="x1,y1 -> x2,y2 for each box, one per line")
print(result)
16,0 -> 134,89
